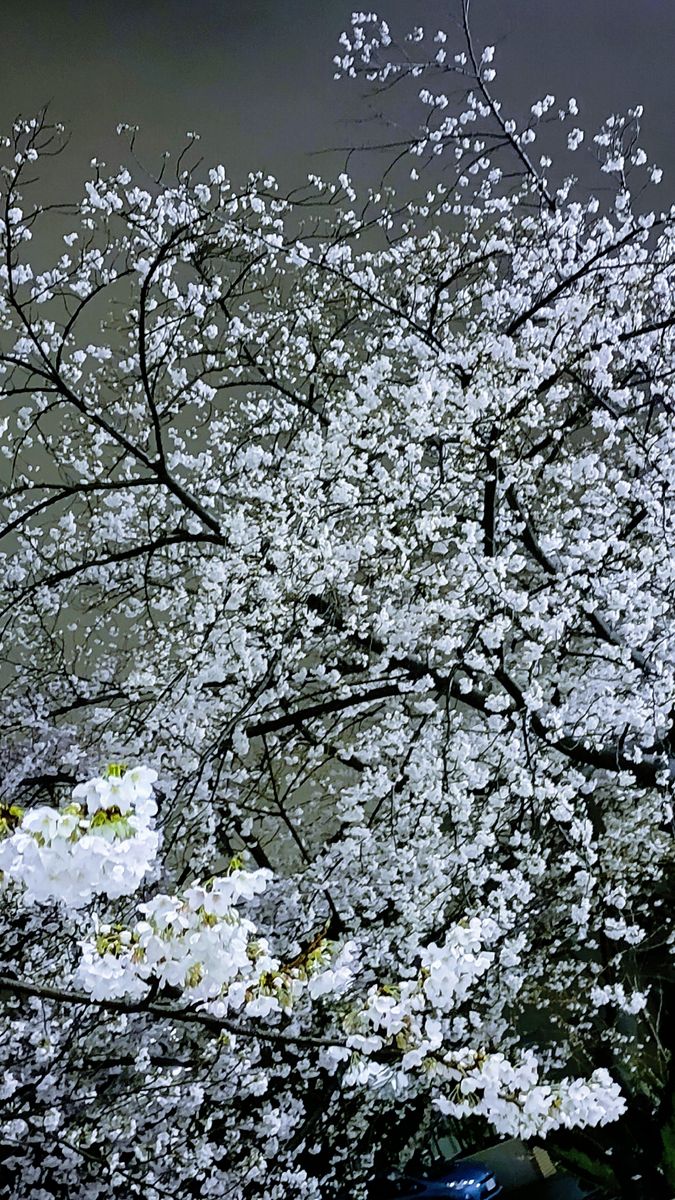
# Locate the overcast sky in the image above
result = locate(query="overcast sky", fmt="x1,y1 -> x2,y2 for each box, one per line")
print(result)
1,0 -> 674,191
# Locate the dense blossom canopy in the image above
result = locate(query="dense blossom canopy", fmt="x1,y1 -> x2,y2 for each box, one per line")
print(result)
1,8 -> 674,1199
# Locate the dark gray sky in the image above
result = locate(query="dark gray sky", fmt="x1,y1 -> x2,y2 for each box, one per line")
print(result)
1,0 -> 674,190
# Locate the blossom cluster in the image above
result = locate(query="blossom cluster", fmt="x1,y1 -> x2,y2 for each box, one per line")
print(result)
77,857 -> 358,1018
0,766 -> 159,906
326,922 -> 625,1138
434,1053 -> 626,1139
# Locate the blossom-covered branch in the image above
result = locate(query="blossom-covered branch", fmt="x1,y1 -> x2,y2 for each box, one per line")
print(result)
1,9 -> 675,1196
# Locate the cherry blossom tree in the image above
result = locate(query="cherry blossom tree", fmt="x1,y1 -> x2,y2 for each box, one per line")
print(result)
1,7 -> 675,1198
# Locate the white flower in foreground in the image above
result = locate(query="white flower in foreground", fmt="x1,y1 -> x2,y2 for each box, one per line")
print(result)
72,765 -> 158,819
0,766 -> 159,906
76,867 -> 276,1003
434,1050 -> 626,1138
76,866 -> 358,1017
421,920 -> 494,1010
